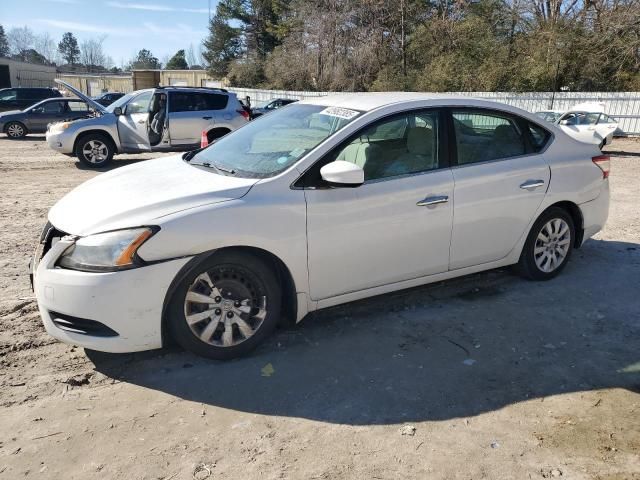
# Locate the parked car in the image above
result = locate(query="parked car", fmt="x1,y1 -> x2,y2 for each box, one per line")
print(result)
46,80 -> 250,167
0,98 -> 94,138
251,98 -> 298,118
557,109 -> 618,150
92,91 -> 125,107
0,87 -> 62,112
33,94 -> 610,359
535,110 -> 563,123
536,103 -> 619,149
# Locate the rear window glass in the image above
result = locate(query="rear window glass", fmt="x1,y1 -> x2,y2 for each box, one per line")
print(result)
528,122 -> 551,152
169,92 -> 228,112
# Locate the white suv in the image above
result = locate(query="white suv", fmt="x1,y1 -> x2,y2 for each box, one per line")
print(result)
46,80 -> 249,167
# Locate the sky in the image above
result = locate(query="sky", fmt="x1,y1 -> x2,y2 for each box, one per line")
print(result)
1,0 -> 217,66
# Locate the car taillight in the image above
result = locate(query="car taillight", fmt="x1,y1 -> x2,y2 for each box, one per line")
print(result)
592,155 -> 610,179
237,109 -> 250,120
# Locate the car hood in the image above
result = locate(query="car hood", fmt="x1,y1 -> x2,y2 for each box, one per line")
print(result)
48,154 -> 259,236
54,79 -> 107,114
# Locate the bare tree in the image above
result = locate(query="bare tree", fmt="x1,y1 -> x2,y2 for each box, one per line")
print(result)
80,35 -> 108,72
7,26 -> 35,59
35,32 -> 58,64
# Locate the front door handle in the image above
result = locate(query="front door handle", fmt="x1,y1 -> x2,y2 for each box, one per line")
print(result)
202,116 -> 212,120
137,119 -> 146,124
417,195 -> 449,207
520,180 -> 545,190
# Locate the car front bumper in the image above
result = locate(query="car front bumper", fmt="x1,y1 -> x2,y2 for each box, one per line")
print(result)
45,129 -> 75,154
34,236 -> 192,353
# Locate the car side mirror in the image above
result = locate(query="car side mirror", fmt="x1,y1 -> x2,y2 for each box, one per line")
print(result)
320,161 -> 364,187
559,119 -> 569,125
113,106 -> 122,116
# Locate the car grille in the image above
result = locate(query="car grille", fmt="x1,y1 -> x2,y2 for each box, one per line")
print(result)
50,311 -> 119,337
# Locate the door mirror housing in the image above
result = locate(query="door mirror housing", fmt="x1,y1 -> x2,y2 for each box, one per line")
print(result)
113,106 -> 123,116
320,161 -> 364,187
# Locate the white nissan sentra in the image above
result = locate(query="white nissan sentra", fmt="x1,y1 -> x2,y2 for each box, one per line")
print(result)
33,93 -> 610,359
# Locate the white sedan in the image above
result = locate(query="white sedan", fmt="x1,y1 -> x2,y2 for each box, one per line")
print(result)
557,110 -> 618,149
33,93 -> 610,359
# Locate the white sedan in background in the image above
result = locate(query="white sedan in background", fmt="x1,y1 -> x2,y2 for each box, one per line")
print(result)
33,94 -> 610,359
537,103 -> 619,149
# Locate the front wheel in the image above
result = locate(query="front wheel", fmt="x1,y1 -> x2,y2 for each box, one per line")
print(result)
516,207 -> 575,281
5,121 -> 27,139
75,133 -> 115,168
167,251 -> 282,360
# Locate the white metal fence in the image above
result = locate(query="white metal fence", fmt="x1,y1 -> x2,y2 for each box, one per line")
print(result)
228,87 -> 640,135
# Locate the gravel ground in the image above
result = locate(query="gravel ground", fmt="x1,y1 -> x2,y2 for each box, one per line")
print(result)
0,135 -> 638,479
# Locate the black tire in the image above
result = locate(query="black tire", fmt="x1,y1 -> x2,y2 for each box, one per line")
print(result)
5,121 -> 27,139
206,128 -> 231,144
167,251 -> 282,360
75,133 -> 115,168
516,207 -> 575,281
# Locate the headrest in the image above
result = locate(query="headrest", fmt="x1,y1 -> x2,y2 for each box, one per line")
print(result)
493,124 -> 518,140
407,127 -> 433,155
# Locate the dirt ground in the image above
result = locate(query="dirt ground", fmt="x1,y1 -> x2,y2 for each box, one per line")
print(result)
0,135 -> 638,480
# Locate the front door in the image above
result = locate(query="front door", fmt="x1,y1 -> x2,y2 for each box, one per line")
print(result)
26,100 -> 67,132
304,109 -> 454,300
449,109 -> 551,269
117,91 -> 152,151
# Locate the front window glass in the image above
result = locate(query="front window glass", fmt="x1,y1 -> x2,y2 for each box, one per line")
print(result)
333,110 -> 440,181
68,101 -> 90,112
125,91 -> 152,114
188,104 -> 362,178
40,101 -> 64,113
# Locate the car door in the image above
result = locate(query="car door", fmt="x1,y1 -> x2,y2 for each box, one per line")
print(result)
117,91 -> 152,151
168,92 -> 217,146
594,114 -> 618,142
303,109 -> 454,300
26,100 -> 67,132
449,109 -> 551,270
558,112 -> 596,144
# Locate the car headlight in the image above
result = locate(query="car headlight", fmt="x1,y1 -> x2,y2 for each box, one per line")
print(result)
57,227 -> 157,272
49,121 -> 71,133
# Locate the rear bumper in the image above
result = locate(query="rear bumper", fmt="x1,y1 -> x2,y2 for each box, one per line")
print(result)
34,238 -> 191,353
579,181 -> 610,244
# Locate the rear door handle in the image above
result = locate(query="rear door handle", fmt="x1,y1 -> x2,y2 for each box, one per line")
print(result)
202,116 -> 212,120
417,195 -> 449,207
520,180 -> 545,190
137,119 -> 146,124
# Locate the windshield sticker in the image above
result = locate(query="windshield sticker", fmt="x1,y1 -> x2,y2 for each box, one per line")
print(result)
289,148 -> 306,158
319,107 -> 360,120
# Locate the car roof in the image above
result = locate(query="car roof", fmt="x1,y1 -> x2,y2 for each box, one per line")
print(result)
297,92 -> 534,114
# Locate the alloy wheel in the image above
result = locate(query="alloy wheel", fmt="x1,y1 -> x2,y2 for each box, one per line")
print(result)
7,123 -> 24,138
183,268 -> 267,347
534,218 -> 571,273
82,140 -> 109,164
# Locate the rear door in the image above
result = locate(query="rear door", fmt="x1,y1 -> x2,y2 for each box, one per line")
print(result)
117,91 -> 152,151
449,109 -> 551,270
167,92 -> 219,146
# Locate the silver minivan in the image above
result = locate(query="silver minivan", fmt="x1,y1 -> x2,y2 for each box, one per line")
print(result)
46,80 -> 249,167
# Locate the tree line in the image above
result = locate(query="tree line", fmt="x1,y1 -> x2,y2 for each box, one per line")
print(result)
202,0 -> 640,92
0,25 -> 203,73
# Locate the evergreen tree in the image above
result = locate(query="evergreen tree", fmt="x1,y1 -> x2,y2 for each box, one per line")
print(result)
58,32 -> 80,64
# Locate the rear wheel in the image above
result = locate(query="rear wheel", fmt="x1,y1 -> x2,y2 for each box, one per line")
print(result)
5,121 -> 27,139
75,133 -> 115,168
516,207 -> 575,281
167,251 -> 281,360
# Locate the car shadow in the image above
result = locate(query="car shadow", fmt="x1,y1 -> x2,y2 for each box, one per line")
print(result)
87,238 -> 640,425
604,149 -> 640,158
74,156 -> 165,172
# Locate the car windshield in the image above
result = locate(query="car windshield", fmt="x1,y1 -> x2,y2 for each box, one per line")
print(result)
105,92 -> 136,113
188,104 -> 362,178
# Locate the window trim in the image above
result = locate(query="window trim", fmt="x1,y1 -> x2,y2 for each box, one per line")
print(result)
446,107 -> 553,169
293,107 -> 449,189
